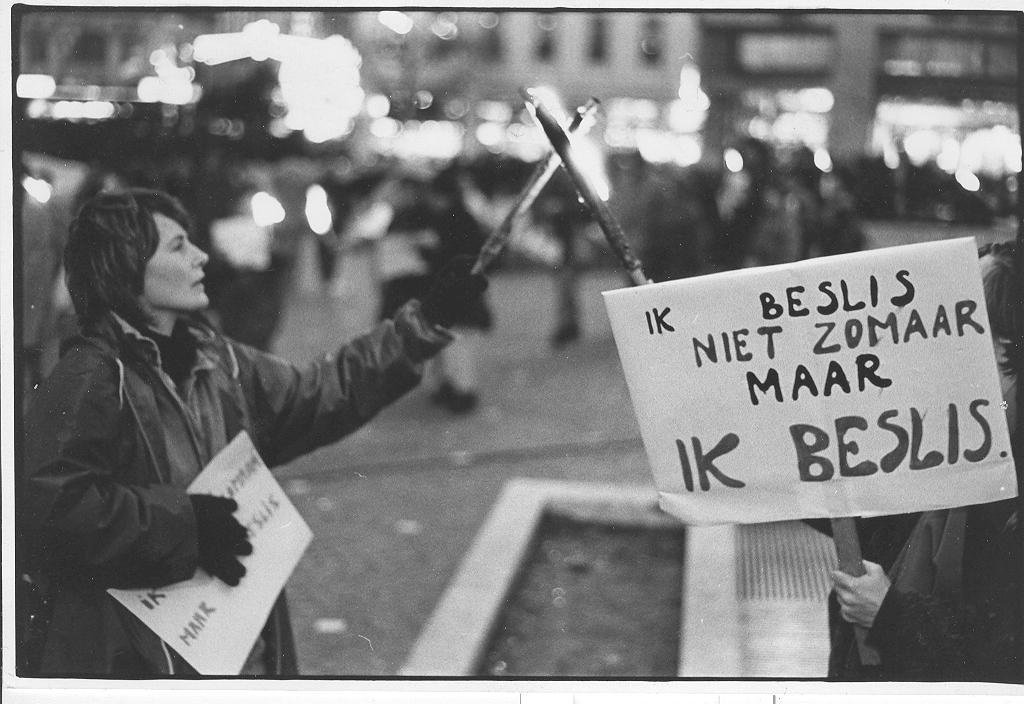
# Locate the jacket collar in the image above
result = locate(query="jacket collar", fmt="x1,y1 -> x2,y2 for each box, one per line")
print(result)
86,312 -> 221,376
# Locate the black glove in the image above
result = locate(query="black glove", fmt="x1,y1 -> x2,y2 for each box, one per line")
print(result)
189,494 -> 252,587
420,255 -> 489,328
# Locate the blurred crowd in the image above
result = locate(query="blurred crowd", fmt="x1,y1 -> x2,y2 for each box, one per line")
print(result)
18,136 -> 1015,407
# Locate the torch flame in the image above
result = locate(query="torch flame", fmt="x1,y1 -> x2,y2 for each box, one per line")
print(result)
570,138 -> 610,202
525,87 -> 610,202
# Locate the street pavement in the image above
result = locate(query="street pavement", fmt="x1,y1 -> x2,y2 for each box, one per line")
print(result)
267,218 -> 1016,676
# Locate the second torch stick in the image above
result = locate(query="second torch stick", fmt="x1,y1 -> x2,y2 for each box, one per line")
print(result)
472,97 -> 601,276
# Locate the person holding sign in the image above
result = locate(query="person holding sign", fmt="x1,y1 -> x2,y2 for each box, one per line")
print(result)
18,189 -> 488,676
821,242 -> 1021,681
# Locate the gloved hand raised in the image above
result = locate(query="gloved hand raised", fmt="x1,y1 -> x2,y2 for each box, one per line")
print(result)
189,494 -> 252,587
419,255 -> 489,328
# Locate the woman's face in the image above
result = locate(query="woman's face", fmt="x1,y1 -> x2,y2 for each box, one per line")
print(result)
140,212 -> 209,334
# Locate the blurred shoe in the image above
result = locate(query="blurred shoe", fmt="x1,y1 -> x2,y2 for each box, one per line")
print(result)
430,381 -> 456,407
550,321 -> 581,349
446,389 -> 479,414
430,381 -> 478,414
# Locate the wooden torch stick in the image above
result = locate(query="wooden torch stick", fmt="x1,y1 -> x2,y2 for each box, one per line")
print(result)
524,89 -> 650,287
830,516 -> 881,665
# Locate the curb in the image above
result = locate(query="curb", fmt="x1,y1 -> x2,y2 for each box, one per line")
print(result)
678,524 -> 743,677
400,478 -> 834,678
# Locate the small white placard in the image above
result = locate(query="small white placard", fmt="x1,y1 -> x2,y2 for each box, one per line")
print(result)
108,431 -> 313,674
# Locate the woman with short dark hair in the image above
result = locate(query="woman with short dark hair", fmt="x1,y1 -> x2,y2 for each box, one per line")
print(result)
18,188 -> 487,676
63,189 -> 195,331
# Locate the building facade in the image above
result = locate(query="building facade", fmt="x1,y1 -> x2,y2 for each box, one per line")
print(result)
342,9 -> 1018,171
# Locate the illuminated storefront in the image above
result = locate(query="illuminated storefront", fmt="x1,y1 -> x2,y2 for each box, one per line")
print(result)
698,14 -> 1018,168
698,20 -> 839,161
872,28 -> 1020,179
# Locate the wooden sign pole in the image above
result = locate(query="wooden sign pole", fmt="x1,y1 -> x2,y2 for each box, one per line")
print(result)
830,516 -> 881,665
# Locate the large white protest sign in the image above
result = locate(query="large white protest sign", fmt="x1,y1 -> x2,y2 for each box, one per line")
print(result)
603,238 -> 1016,525
108,431 -> 313,674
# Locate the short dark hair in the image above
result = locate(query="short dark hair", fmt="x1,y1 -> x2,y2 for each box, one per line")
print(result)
64,188 -> 193,329
978,241 -> 1020,343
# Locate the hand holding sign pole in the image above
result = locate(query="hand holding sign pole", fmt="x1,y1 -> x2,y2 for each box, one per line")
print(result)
830,517 -> 881,664
523,89 -> 650,287
471,96 -> 600,276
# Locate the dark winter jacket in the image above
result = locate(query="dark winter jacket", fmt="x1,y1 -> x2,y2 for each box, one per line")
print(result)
18,302 -> 451,676
826,500 -> 1021,682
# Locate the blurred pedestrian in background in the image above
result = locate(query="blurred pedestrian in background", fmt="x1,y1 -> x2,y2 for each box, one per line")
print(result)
535,169 -> 592,349
636,163 -> 718,283
17,188 -> 488,676
19,168 -> 66,398
818,165 -> 866,257
815,241 -> 1021,681
743,145 -> 815,267
320,169 -> 390,298
335,170 -> 395,244
374,170 -> 439,325
21,161 -> 127,402
782,145 -> 825,261
422,162 -> 495,412
715,136 -> 774,270
207,179 -> 282,351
